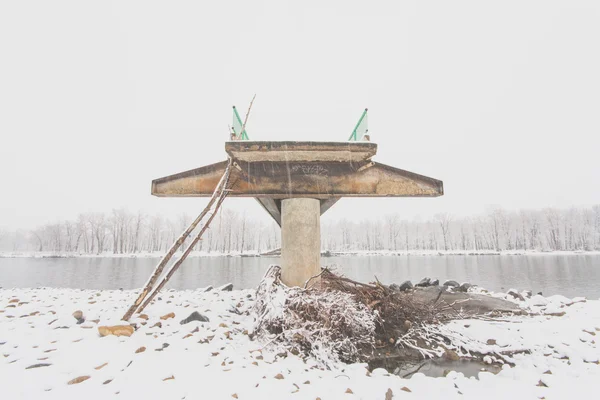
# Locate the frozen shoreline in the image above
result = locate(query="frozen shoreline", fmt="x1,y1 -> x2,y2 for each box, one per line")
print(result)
1,286 -> 599,399
325,249 -> 600,257
2,249 -> 600,259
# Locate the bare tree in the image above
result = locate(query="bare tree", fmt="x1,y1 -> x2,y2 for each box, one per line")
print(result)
434,213 -> 452,251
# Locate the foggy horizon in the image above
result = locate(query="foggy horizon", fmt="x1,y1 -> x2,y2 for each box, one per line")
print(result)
2,1 -> 600,230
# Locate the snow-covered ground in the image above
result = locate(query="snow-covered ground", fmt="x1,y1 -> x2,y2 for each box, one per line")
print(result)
1,287 -> 599,399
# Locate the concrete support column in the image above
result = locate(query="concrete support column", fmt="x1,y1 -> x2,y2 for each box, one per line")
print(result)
280,198 -> 321,288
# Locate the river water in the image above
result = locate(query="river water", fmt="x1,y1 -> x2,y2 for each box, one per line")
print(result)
1,255 -> 599,299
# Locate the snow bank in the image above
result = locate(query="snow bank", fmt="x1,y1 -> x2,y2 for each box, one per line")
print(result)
3,249 -> 600,259
326,249 -> 600,257
0,250 -> 262,259
1,287 -> 599,399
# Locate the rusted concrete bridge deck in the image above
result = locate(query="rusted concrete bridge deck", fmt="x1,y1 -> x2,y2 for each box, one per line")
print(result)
152,141 -> 443,224
151,141 -> 443,287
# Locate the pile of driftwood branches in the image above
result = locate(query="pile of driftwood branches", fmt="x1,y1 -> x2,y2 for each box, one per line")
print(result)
321,269 -> 454,340
252,266 -> 378,367
251,266 -> 461,367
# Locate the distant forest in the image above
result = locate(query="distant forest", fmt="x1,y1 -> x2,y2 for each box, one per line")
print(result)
1,206 -> 600,254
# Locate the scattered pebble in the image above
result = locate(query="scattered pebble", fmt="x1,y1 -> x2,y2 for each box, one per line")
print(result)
160,312 -> 175,320
98,325 -> 134,337
68,376 -> 90,385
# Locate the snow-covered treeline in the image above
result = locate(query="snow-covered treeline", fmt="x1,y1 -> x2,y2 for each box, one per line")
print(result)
322,206 -> 600,252
1,205 -> 600,254
0,209 -> 280,255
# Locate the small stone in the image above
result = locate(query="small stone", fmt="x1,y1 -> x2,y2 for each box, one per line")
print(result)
385,388 -> 393,399
180,311 -> 209,324
399,281 -> 413,291
537,380 -> 548,387
430,279 -> 439,286
103,379 -> 112,385
151,322 -> 162,329
68,376 -> 90,385
138,314 -> 149,320
219,323 -> 228,328
507,289 -> 525,301
402,320 -> 412,332
232,394 -> 238,399
345,388 -> 353,394
444,349 -> 460,361
219,283 -> 234,291
9,299 -> 19,303
443,280 -> 460,288
416,277 -> 431,287
486,339 -> 497,345
274,373 -> 284,379
135,346 -> 146,354
26,363 -> 51,369
401,386 -> 412,393
389,283 -> 400,291
543,370 -> 552,375
458,283 -> 472,292
98,325 -> 134,337
163,375 -> 175,381
160,312 -> 175,320
304,380 -> 310,384
72,310 -> 83,320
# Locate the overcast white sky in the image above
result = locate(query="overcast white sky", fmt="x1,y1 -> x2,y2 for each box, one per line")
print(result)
1,0 -> 599,230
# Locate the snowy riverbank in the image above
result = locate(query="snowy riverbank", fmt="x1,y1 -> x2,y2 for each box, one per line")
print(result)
0,251 -> 262,259
2,249 -> 600,259
324,249 -> 600,257
1,286 -> 599,399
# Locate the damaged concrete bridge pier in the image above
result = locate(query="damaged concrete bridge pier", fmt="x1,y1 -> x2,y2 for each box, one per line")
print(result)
151,141 -> 444,287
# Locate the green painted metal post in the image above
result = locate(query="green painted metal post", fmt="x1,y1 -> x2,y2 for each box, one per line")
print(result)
232,106 -> 249,140
348,108 -> 368,141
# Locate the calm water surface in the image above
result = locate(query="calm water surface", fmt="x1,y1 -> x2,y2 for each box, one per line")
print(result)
0,255 -> 599,299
